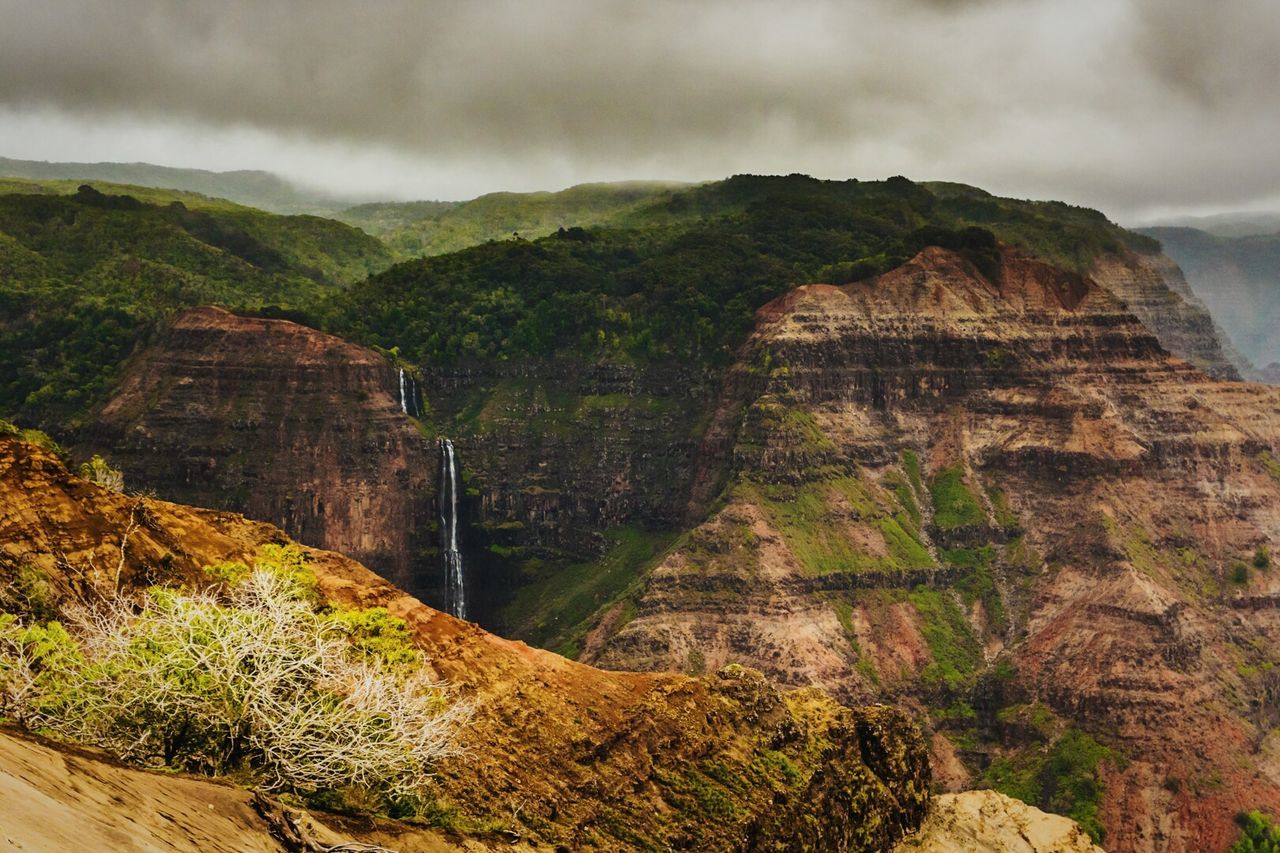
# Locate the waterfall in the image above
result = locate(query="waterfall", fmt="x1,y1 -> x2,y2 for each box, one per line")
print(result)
439,438 -> 466,620
398,368 -> 409,414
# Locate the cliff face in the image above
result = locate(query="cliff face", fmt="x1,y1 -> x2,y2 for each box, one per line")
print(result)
1139,226 -> 1280,379
1089,250 -> 1241,379
89,309 -> 714,632
0,434 -> 931,851
85,306 -> 441,601
588,247 -> 1280,851
421,361 -> 715,632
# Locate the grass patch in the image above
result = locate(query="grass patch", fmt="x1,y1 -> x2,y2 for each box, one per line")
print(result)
886,471 -> 922,527
943,545 -> 1006,633
930,464 -> 986,531
499,526 -> 676,657
1260,452 -> 1280,485
878,516 -> 934,569
984,483 -> 1020,532
903,450 -> 924,496
908,586 -> 982,694
981,729 -> 1117,843
752,475 -> 933,576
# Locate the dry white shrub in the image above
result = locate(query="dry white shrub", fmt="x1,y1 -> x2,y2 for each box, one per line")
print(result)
0,554 -> 470,800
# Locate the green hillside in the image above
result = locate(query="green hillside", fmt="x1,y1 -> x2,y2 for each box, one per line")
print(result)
367,181 -> 688,257
0,157 -> 351,215
335,199 -> 461,239
325,174 -> 1154,369
0,184 -> 393,427
1,173 -> 1154,432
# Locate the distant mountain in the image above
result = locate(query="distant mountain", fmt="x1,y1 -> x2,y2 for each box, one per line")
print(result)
334,199 -> 461,238
353,180 -> 690,257
0,156 -> 357,215
1141,210 -> 1280,238
1140,225 -> 1280,377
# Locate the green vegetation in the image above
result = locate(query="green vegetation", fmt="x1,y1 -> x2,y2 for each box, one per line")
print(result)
0,156 -> 347,215
1261,452 -> 1280,485
908,586 -> 982,694
335,199 -> 461,239
929,464 -> 986,531
363,181 -> 685,257
326,174 -> 1143,372
497,526 -> 676,658
983,483 -> 1020,533
886,471 -> 922,527
2,173 -> 1148,437
981,728 -> 1117,843
925,181 -> 1158,271
0,185 -> 392,428
77,454 -> 124,492
943,545 -> 1006,632
0,546 -> 468,812
1231,811 -> 1280,853
0,418 -> 67,460
1257,546 -> 1272,570
750,474 -> 933,576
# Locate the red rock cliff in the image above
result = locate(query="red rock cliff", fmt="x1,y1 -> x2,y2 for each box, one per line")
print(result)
86,306 -> 439,600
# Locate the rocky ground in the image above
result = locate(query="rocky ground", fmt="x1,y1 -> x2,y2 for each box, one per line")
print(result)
0,434 -> 932,850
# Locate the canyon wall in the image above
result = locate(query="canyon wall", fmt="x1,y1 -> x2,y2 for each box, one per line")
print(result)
85,306 -> 441,601
587,247 -> 1280,850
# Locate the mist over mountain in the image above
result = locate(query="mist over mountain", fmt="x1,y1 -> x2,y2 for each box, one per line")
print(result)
1141,224 -> 1280,376
4,2 -> 1280,851
0,155 -> 362,214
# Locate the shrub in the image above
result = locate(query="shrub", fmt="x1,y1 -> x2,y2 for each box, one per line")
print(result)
77,455 -> 125,492
1231,810 -> 1280,853
0,548 -> 470,802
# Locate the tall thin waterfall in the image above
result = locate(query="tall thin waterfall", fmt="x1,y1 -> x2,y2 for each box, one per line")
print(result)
398,368 -> 409,414
439,438 -> 466,620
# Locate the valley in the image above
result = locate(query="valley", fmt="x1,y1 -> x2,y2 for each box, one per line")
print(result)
3,169 -> 1279,851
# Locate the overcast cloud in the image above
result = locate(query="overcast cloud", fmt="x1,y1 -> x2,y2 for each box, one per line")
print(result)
1,0 -> 1277,220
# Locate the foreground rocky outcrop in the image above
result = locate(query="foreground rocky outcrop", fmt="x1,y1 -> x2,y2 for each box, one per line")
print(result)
0,727 -> 491,852
896,791 -> 1105,853
0,433 -> 931,850
587,246 -> 1280,851
0,725 -> 1102,853
84,306 -> 440,602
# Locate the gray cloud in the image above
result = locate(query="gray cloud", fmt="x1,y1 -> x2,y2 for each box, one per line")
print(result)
1,0 -> 1278,219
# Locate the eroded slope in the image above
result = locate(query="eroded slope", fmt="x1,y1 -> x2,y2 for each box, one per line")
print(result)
0,434 -> 930,851
588,246 -> 1280,851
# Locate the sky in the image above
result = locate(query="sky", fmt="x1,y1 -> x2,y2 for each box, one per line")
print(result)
1,0 -> 1278,222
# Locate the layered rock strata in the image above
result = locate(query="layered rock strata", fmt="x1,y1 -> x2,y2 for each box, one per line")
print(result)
85,306 -> 439,600
589,246 -> 1280,851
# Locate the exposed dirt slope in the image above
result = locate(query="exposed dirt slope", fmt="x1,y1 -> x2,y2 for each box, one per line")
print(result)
0,434 -> 930,851
0,727 -> 514,852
